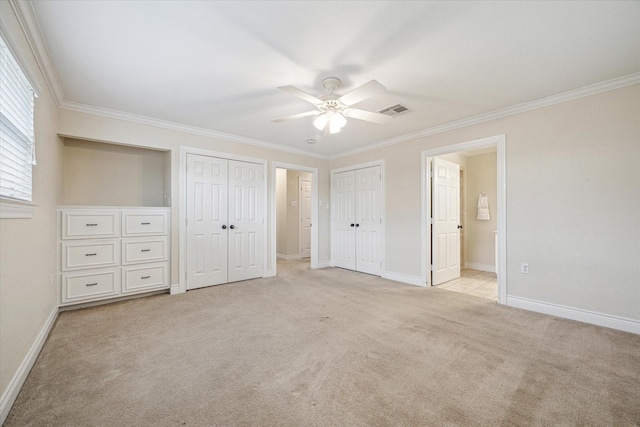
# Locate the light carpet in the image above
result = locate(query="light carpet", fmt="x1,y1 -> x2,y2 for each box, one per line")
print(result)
6,261 -> 640,426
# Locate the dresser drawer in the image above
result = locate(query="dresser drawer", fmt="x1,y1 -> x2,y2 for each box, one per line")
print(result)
61,240 -> 119,271
62,210 -> 119,240
122,210 -> 168,237
122,263 -> 169,294
122,237 -> 168,265
61,268 -> 120,304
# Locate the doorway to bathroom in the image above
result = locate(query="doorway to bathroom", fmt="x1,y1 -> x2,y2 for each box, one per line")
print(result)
421,135 -> 506,304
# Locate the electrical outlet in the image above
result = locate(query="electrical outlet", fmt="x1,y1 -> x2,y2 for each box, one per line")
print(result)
521,263 -> 529,274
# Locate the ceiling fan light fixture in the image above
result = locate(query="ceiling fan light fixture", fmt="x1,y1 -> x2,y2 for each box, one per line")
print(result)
313,114 -> 328,131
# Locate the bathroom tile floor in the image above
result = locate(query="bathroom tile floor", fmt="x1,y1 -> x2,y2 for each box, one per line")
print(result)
436,269 -> 498,301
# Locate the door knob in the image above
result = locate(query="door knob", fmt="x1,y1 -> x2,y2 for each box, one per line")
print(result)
350,224 -> 355,227
355,224 -> 360,227
222,225 -> 227,229
230,225 -> 235,229
457,225 -> 463,229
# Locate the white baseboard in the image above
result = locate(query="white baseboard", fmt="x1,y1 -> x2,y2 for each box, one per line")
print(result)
507,296 -> 640,335
170,283 -> 183,295
264,269 -> 276,278
316,260 -> 331,269
276,253 -> 301,261
464,262 -> 496,273
382,271 -> 426,287
0,306 -> 58,424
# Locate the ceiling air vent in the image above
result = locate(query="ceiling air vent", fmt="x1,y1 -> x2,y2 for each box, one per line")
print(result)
378,104 -> 410,117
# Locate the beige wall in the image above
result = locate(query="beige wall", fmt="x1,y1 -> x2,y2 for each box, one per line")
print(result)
275,168 -> 287,255
0,0 -> 64,415
57,108 -> 332,281
465,153 -> 497,269
331,84 -> 640,321
62,138 -> 167,206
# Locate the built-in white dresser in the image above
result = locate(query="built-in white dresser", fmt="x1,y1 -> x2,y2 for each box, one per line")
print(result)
58,206 -> 170,306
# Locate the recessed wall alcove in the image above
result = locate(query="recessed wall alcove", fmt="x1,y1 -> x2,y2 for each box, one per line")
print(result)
62,138 -> 171,207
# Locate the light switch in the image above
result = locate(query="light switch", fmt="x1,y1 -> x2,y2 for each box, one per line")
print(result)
291,201 -> 297,207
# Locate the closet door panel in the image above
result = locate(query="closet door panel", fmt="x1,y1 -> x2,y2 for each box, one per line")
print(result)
186,154 -> 228,289
332,171 -> 356,270
355,166 -> 381,275
227,160 -> 263,283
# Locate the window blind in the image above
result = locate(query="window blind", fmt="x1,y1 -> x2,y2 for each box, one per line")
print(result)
0,34 -> 35,202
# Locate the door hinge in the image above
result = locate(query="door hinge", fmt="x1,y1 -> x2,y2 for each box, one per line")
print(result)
430,171 -> 433,178
429,217 -> 433,224
430,264 -> 434,271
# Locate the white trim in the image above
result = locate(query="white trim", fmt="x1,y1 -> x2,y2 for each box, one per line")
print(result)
270,162 -> 319,276
0,198 -> 36,219
179,146 -> 268,294
382,271 -> 425,287
317,260 -> 331,269
421,135 -> 507,305
507,296 -> 640,335
55,75 -> 638,161
0,306 -> 57,425
332,73 -> 640,159
169,284 -> 181,295
464,262 -> 496,273
330,160 -> 385,276
6,0 -> 63,102
61,102 -> 328,160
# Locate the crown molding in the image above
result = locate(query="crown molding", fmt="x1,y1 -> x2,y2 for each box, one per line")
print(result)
59,101 -> 329,160
330,72 -> 640,159
9,0 -> 65,105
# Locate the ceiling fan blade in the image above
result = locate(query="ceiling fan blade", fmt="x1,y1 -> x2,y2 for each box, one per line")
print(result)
344,108 -> 392,124
272,110 -> 321,123
338,80 -> 386,106
277,86 -> 324,105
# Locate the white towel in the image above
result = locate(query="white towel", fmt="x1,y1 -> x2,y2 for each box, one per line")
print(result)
477,194 -> 490,220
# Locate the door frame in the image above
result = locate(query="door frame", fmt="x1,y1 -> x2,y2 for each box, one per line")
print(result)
298,176 -> 312,259
421,135 -> 506,304
270,162 -> 319,276
179,146 -> 267,294
330,160 -> 385,274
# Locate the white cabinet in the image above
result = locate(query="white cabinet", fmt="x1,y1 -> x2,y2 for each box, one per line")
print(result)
59,207 -> 170,306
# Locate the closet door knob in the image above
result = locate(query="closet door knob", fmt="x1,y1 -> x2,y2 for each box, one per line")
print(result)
458,225 -> 463,229
222,225 -> 227,229
350,224 -> 355,227
355,224 -> 360,227
230,225 -> 235,229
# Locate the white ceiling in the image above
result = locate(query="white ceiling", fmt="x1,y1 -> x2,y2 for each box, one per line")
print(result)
30,1 -> 640,157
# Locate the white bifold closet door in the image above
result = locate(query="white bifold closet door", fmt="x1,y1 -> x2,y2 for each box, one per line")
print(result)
186,154 -> 263,290
333,165 -> 381,275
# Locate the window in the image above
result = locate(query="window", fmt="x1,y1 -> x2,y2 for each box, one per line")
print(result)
0,33 -> 36,203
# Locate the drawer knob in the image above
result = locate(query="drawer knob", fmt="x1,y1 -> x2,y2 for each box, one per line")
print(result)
85,253 -> 97,256
86,223 -> 98,226
141,249 -> 151,252
86,282 -> 98,287
141,275 -> 151,280
141,222 -> 151,225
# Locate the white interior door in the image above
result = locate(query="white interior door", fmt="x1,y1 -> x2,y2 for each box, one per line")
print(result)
227,160 -> 263,283
186,154 -> 228,289
355,166 -> 381,275
432,157 -> 461,285
332,170 -> 356,270
299,177 -> 312,259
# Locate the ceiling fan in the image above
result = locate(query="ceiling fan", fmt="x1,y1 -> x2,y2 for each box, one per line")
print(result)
272,77 -> 392,135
